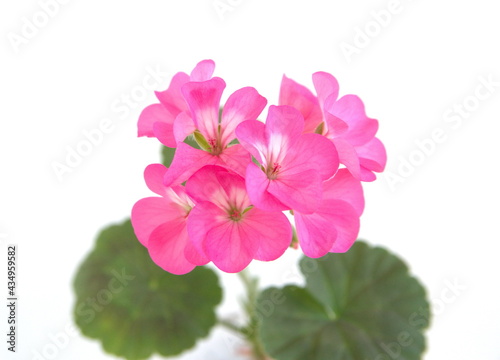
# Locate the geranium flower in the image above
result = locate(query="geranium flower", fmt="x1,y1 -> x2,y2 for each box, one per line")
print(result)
279,72 -> 386,181
131,164 -> 208,275
235,105 -> 339,214
185,165 -> 292,273
294,169 -> 365,258
137,59 -> 215,147
163,77 -> 267,186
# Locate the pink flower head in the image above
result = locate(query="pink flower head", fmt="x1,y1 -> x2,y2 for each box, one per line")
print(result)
137,59 -> 216,148
131,62 -> 383,274
235,105 -> 339,214
185,165 -> 292,273
163,77 -> 267,186
294,169 -> 365,258
279,72 -> 386,181
131,164 -> 208,275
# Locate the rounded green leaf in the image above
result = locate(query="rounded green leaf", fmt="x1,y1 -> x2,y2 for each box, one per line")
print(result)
73,219 -> 222,360
259,241 -> 431,360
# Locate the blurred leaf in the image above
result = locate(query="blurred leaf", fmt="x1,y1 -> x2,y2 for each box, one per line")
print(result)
259,241 -> 430,360
73,219 -> 222,360
161,136 -> 200,167
161,145 -> 176,168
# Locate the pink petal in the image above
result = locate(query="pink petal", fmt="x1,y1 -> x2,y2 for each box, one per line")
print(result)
328,201 -> 360,253
246,208 -> 292,261
295,200 -> 359,257
144,164 -> 167,196
245,163 -> 289,212
185,165 -> 236,209
332,138 -> 361,180
267,169 -> 322,214
220,87 -> 267,147
184,238 -> 210,266
216,144 -> 251,178
182,77 -> 226,141
312,71 -> 339,111
137,104 -> 173,138
235,120 -> 267,164
205,223 -> 256,273
190,59 -> 216,82
265,106 -> 305,156
153,121 -> 176,148
323,169 -> 364,216
163,142 -> 217,187
188,201 -> 257,273
279,75 -> 322,133
330,95 -> 378,146
166,185 -> 195,209
359,168 -> 377,182
186,201 -> 219,257
173,112 -> 196,143
324,111 -> 348,138
212,167 -> 250,213
356,137 -> 387,173
147,220 -> 197,275
131,197 -> 182,246
283,133 -> 339,181
295,209 -> 338,258
155,72 -> 190,115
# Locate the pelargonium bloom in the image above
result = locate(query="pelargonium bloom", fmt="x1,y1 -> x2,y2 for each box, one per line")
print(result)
279,72 -> 386,181
186,165 -> 292,273
163,77 -> 267,186
235,105 -> 339,214
137,59 -> 215,148
294,169 -> 364,258
131,164 -> 208,275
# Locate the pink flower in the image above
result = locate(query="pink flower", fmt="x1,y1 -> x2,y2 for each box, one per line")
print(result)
294,169 -> 365,258
132,62 -> 383,273
185,165 -> 292,273
279,72 -> 386,181
235,105 -> 339,214
131,164 -> 208,275
137,59 -> 215,148
163,77 -> 267,186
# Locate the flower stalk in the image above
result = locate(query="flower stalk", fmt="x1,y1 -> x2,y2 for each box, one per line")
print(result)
219,269 -> 270,360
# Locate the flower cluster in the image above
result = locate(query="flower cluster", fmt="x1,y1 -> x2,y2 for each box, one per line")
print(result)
131,60 -> 386,274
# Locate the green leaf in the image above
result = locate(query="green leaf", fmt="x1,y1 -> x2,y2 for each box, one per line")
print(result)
73,219 -> 222,360
258,241 -> 431,360
161,145 -> 176,168
161,136 -> 200,168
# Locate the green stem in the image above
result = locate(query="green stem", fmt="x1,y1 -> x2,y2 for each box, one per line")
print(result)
218,319 -> 245,334
218,270 -> 269,360
238,269 -> 268,360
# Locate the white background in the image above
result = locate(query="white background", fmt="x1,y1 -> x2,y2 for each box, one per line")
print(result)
1,0 -> 499,359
